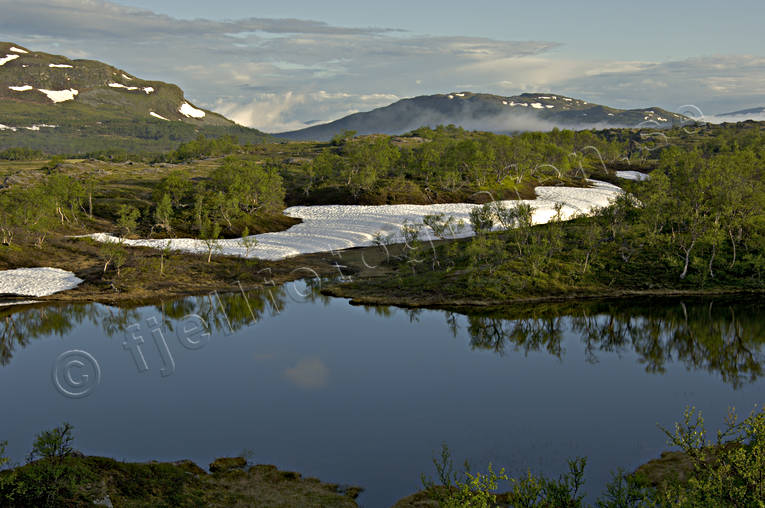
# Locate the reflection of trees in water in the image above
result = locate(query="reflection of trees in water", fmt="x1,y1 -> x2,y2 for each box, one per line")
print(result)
456,299 -> 765,388
2,292 -> 763,388
1,303 -> 104,366
0,284 -> 300,365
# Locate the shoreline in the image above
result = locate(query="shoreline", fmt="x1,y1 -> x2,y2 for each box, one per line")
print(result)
2,235 -> 762,310
321,283 -> 765,313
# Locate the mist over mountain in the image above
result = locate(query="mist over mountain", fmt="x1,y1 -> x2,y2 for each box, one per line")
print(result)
710,107 -> 765,123
274,92 -> 689,141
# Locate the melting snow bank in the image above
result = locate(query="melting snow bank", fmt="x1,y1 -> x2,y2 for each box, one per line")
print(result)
0,268 -> 83,297
85,180 -> 622,262
615,170 -> 650,181
0,54 -> 19,66
38,88 -> 78,103
179,102 -> 205,118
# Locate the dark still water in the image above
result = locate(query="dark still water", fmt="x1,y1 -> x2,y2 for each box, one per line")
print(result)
1,285 -> 763,507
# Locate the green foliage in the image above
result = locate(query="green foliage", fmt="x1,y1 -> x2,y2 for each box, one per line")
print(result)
167,134 -> 241,162
364,139 -> 764,298
209,157 -> 285,214
596,470 -> 658,508
418,406 -> 765,507
422,444 -> 587,508
200,217 -> 222,262
469,204 -> 495,235
153,193 -> 174,233
116,204 -> 140,237
155,170 -> 192,207
423,213 -> 466,240
657,406 -> 765,506
0,147 -> 43,160
42,155 -> 66,172
101,241 -> 128,275
240,226 -> 258,257
330,129 -> 357,146
28,423 -> 74,462
2,423 -> 86,507
442,464 -> 508,508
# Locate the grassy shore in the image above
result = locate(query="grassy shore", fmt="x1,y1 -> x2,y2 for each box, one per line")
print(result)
0,454 -> 362,507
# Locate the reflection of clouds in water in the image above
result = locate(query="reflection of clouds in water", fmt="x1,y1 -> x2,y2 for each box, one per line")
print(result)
284,357 -> 329,390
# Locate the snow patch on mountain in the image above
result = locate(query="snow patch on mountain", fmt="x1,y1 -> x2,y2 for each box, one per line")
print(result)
38,88 -> 78,103
8,85 -> 33,91
9,47 -> 28,54
0,54 -> 19,66
149,111 -> 169,121
108,82 -> 139,90
179,102 -> 205,118
49,63 -> 73,68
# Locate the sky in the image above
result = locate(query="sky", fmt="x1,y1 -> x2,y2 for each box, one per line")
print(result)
1,0 -> 764,132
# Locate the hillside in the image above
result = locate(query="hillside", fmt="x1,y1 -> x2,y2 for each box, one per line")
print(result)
275,92 -> 688,141
0,42 -> 270,154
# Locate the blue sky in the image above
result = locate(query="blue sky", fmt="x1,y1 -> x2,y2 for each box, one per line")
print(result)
1,0 -> 764,131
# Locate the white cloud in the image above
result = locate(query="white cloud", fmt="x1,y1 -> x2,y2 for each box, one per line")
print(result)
214,91 -> 401,132
284,356 -> 329,390
556,55 -> 765,114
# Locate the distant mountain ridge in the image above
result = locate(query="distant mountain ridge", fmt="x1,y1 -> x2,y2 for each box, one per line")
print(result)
0,42 -> 269,153
275,92 -> 688,141
717,107 -> 765,117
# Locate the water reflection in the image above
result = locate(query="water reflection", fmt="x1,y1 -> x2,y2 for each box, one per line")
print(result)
454,298 -> 765,388
2,291 -> 764,388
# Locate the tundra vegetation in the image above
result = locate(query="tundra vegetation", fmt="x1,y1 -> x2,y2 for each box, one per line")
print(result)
330,129 -> 765,304
0,122 -> 762,301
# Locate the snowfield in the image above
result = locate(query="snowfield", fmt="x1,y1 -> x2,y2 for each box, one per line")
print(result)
0,268 -> 83,297
49,63 -> 73,68
615,170 -> 650,181
9,47 -> 28,54
179,102 -> 205,118
109,82 -> 139,90
8,85 -> 33,91
0,54 -> 20,66
149,111 -> 169,121
38,88 -> 78,103
87,180 -> 622,262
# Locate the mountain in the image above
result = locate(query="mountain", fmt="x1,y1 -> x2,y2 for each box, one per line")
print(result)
0,42 -> 269,154
716,107 -> 765,118
275,92 -> 688,141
